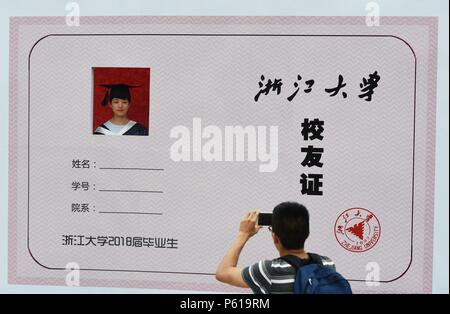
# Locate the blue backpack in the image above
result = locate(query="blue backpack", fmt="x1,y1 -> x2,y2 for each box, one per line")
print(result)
281,254 -> 352,294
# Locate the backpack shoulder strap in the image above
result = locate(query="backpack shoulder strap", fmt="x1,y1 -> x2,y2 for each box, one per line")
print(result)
280,255 -> 303,271
308,253 -> 324,265
280,253 -> 319,271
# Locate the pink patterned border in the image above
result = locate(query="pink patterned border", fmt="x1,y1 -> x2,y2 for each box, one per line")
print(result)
423,17 -> 438,294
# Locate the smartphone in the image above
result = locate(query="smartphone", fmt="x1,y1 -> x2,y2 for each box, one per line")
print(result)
257,213 -> 272,226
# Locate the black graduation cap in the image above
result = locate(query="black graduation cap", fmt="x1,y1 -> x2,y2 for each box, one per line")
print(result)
100,83 -> 141,107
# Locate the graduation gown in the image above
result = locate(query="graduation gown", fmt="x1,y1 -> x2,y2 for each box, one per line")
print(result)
94,120 -> 148,136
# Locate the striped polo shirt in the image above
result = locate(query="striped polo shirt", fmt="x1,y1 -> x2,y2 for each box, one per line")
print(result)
241,254 -> 335,294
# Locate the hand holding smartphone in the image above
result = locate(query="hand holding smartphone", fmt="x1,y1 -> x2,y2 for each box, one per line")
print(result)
257,213 -> 272,227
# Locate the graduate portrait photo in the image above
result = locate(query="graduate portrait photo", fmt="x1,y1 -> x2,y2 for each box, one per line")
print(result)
92,67 -> 150,136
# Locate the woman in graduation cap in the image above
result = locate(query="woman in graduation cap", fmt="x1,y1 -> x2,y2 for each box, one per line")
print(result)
94,84 -> 149,136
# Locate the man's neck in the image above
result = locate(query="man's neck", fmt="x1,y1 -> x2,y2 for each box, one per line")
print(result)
280,248 -> 309,259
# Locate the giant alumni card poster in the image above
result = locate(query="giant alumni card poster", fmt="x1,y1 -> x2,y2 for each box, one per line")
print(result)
9,16 -> 437,293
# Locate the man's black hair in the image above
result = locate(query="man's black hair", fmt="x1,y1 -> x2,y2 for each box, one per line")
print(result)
272,202 -> 309,250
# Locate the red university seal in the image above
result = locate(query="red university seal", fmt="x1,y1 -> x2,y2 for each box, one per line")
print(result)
334,207 -> 381,253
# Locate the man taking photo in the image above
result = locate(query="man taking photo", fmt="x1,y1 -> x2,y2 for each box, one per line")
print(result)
215,202 -> 339,294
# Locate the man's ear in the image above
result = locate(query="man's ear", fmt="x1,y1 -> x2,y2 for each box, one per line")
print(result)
272,232 -> 279,245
